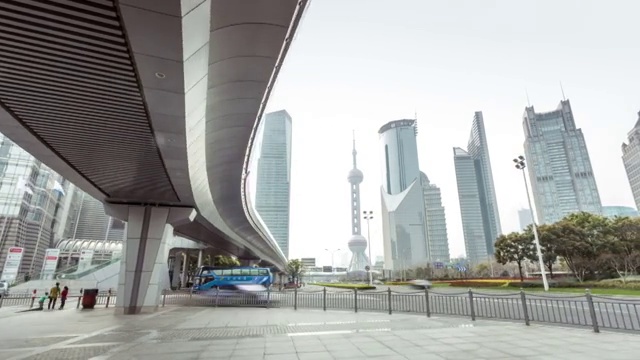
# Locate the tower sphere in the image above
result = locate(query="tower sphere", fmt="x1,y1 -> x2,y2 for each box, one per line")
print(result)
348,234 -> 368,251
348,168 -> 364,184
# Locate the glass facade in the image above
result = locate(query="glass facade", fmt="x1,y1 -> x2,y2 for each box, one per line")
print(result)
420,172 -> 450,262
621,112 -> 640,211
453,112 -> 502,264
523,100 -> 602,224
602,206 -> 639,218
518,208 -> 533,230
379,120 -> 431,270
0,134 -> 68,278
255,110 -> 292,258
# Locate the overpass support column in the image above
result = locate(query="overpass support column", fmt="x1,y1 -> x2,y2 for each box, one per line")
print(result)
171,252 -> 182,289
105,205 -> 195,315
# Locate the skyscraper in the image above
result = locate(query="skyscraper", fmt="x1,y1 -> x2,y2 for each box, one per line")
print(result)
347,133 -> 369,272
0,134 -> 68,281
420,172 -> 450,263
622,111 -> 640,210
255,110 -> 292,258
453,112 -> 502,264
379,119 -> 430,270
518,208 -> 533,230
523,100 -> 602,224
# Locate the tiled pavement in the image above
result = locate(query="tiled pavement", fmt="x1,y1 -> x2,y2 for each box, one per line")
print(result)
0,306 -> 639,359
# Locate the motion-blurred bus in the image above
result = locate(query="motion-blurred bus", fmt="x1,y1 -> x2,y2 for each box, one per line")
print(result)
192,266 -> 273,290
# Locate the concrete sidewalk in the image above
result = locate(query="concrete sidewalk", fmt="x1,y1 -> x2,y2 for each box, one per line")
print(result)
0,306 -> 639,360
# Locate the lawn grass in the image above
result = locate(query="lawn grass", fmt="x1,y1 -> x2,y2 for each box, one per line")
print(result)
433,283 -> 640,296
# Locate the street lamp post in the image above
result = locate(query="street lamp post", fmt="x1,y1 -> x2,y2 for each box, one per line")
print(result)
324,248 -> 341,274
363,210 -> 373,286
513,155 -> 549,292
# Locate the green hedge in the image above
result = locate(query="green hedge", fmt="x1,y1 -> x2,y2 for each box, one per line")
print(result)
506,281 -> 640,290
384,281 -> 412,285
314,283 -> 376,290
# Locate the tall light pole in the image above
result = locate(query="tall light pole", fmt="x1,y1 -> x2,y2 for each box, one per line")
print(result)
324,248 -> 341,274
363,210 -> 373,286
513,155 -> 549,292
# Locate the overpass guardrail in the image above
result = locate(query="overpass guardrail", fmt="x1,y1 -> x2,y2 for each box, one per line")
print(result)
2,287 -> 639,334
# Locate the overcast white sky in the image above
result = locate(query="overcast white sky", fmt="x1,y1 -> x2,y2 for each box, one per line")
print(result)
264,0 -> 640,267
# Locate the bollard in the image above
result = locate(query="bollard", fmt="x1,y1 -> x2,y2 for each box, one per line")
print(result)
387,287 -> 392,315
322,287 -> 327,311
520,289 -> 530,326
354,288 -> 358,313
585,289 -> 600,333
162,289 -> 167,307
424,288 -> 431,317
0,294 -> 4,308
294,286 -> 298,310
468,288 -> 476,321
29,297 -> 35,309
106,289 -> 111,308
76,296 -> 81,309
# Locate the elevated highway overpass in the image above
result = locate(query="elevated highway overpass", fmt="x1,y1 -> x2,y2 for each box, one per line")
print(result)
0,0 -> 307,313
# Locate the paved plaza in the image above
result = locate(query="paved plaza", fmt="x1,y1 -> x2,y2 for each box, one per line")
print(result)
0,305 -> 639,360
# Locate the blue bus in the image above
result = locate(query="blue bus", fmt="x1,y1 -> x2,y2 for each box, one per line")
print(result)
193,266 -> 273,290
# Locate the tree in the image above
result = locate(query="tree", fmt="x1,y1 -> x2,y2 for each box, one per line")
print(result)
285,259 -> 305,284
558,212 -> 611,282
214,255 -> 240,267
494,232 -> 535,281
526,224 -> 560,278
607,217 -> 640,282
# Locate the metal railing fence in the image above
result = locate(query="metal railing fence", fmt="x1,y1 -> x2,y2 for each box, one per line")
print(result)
3,286 -> 639,333
160,287 -> 640,333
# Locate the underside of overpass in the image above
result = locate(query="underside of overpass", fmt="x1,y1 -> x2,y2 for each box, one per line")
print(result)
0,0 -> 307,313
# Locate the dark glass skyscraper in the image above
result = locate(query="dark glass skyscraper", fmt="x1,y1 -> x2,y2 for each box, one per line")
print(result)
523,100 -> 601,224
255,110 -> 292,258
454,112 -> 502,264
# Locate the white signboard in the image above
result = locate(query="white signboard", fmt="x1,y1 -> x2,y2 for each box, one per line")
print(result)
1,247 -> 24,284
78,249 -> 94,271
41,248 -> 60,280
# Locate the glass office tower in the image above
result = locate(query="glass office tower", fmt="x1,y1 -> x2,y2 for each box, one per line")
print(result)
622,112 -> 640,211
420,172 -> 450,263
453,112 -> 502,264
523,100 -> 602,224
255,110 -> 292,258
379,119 -> 430,271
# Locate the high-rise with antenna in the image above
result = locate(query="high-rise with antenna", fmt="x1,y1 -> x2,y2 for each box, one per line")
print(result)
347,132 -> 369,272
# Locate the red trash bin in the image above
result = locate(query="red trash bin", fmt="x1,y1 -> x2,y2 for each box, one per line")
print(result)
82,289 -> 99,309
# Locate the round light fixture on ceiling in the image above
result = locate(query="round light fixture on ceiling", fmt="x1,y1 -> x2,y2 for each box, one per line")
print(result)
155,72 -> 166,79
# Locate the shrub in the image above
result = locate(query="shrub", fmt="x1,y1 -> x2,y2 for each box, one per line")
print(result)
447,280 -> 509,288
314,283 -> 376,290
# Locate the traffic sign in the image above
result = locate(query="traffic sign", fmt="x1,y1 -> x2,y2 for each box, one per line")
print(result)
365,265 -> 370,271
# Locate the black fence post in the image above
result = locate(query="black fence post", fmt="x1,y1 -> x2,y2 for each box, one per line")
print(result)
354,288 -> 358,313
106,289 -> 111,308
161,289 -> 166,307
468,288 -> 476,321
424,288 -> 430,317
0,295 -> 4,308
76,296 -> 81,309
387,287 -> 392,315
520,289 -> 530,326
585,289 -> 600,333
323,287 -> 327,311
29,297 -> 35,309
294,286 -> 298,310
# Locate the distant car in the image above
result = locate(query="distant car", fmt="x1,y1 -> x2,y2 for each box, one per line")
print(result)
409,280 -> 432,289
0,281 -> 8,298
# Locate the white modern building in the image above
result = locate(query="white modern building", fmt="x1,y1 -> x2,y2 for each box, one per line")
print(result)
622,111 -> 640,211
453,112 -> 502,264
255,110 -> 293,258
379,119 -> 430,270
523,100 -> 602,224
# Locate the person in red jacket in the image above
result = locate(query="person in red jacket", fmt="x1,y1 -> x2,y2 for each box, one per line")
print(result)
59,286 -> 69,310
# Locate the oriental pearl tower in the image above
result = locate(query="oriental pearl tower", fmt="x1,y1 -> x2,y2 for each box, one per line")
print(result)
347,132 -> 369,272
